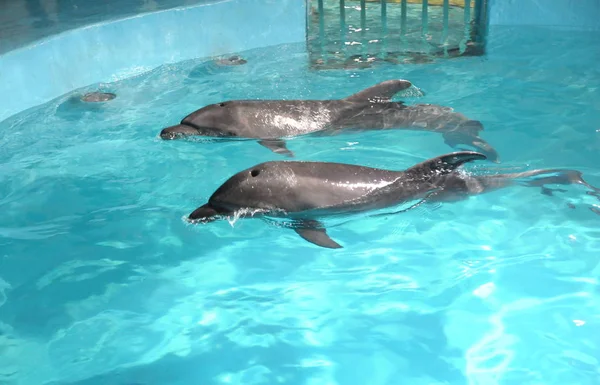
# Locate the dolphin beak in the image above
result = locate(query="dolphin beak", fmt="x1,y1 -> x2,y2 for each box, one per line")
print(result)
187,204 -> 222,223
159,124 -> 200,140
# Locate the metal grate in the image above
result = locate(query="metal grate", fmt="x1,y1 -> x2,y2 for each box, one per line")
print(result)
306,0 -> 489,70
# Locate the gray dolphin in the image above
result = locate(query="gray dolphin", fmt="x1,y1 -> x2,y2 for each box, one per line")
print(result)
80,92 -> 116,103
186,151 -> 600,249
187,151 -> 485,248
160,79 -> 499,162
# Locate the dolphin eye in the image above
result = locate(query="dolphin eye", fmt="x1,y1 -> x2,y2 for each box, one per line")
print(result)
250,169 -> 260,177
219,103 -> 225,107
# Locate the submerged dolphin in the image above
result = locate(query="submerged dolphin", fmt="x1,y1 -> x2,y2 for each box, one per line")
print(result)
160,80 -> 499,161
186,152 -> 600,249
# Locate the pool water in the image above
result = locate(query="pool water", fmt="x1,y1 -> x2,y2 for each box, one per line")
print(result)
1,25 -> 599,385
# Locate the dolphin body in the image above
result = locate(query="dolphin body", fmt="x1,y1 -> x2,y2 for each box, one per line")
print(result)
186,151 -> 599,249
160,80 -> 499,162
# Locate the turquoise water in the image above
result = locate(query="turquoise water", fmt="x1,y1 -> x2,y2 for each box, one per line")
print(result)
1,25 -> 600,385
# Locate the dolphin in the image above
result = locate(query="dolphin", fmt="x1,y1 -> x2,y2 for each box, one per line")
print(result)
159,79 -> 499,162
186,151 -> 600,249
214,55 -> 247,66
80,92 -> 116,103
186,151 -> 485,248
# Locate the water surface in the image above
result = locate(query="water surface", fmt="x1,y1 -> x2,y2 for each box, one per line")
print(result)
0,25 -> 599,385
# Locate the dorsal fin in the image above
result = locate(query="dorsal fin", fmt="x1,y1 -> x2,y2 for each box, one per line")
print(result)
344,79 -> 413,103
404,151 -> 487,177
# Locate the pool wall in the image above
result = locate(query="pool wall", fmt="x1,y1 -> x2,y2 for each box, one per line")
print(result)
0,0 -> 305,123
0,0 -> 599,122
488,0 -> 600,29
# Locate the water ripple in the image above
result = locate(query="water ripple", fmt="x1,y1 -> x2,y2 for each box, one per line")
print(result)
0,25 -> 599,385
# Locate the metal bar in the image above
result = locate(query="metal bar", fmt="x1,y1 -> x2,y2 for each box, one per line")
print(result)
360,0 -> 367,39
381,0 -> 387,58
442,0 -> 449,48
421,0 -> 429,39
340,0 -> 346,54
473,0 -> 483,44
340,0 -> 346,35
400,0 -> 407,36
472,0 -> 489,51
381,0 -> 387,35
464,0 -> 472,23
474,0 -> 482,23
317,0 -> 325,56
462,0 -> 472,53
360,0 -> 367,57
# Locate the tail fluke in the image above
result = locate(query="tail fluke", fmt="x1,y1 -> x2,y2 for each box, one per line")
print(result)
512,169 -> 600,198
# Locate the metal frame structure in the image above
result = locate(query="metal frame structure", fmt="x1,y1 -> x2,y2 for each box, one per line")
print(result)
306,0 -> 489,70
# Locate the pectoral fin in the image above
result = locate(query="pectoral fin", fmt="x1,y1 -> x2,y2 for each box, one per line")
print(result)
258,139 -> 294,157
293,221 -> 342,249
344,79 -> 413,103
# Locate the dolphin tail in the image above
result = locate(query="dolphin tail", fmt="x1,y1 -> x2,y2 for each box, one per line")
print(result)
293,220 -> 342,249
508,169 -> 600,199
344,79 -> 413,103
442,120 -> 500,163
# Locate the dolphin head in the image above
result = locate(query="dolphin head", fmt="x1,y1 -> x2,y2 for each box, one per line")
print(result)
188,163 -> 282,223
160,101 -> 241,140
